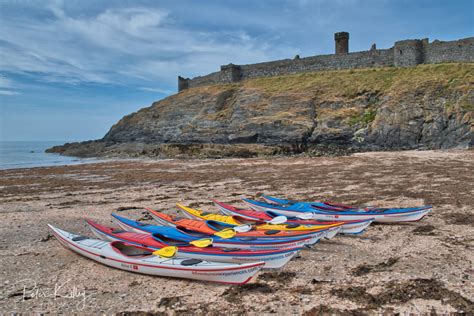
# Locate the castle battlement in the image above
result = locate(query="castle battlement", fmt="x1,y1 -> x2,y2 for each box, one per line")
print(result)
178,33 -> 474,91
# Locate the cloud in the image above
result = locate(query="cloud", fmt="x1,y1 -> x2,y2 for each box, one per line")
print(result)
0,74 -> 13,88
0,1 -> 294,88
0,90 -> 20,96
0,74 -> 20,95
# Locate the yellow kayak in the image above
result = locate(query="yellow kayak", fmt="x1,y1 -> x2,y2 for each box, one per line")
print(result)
176,204 -> 343,231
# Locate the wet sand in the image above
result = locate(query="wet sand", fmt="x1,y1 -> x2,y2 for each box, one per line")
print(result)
1,151 -> 473,314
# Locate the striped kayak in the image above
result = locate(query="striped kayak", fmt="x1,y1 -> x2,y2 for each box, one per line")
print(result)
243,197 -> 432,223
147,208 -> 332,240
212,200 -> 373,234
48,224 -> 264,284
176,204 -> 344,235
86,219 -> 301,269
112,214 -> 317,249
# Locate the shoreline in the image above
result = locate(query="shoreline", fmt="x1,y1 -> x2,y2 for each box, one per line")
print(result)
3,148 -> 472,171
1,151 -> 473,314
0,157 -> 105,171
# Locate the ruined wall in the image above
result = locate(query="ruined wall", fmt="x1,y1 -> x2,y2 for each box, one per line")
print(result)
424,37 -> 474,64
239,48 -> 394,79
178,36 -> 474,91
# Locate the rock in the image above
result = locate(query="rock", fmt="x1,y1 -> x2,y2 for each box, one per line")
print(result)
47,64 -> 473,158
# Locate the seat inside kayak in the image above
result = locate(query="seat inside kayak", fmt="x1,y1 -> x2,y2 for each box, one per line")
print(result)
267,211 -> 284,218
72,236 -> 88,241
112,242 -> 153,257
285,223 -> 300,229
233,217 -> 258,225
176,227 -> 209,238
136,222 -> 150,226
151,234 -> 188,246
112,229 -> 127,234
206,220 -> 236,231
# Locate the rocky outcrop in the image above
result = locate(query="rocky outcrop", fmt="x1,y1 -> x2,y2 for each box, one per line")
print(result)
47,63 -> 473,158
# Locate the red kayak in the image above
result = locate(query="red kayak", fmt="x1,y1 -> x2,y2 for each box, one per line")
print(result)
85,219 -> 302,269
212,200 -> 374,234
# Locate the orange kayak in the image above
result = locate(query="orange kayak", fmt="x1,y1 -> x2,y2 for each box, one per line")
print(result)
146,208 -> 333,240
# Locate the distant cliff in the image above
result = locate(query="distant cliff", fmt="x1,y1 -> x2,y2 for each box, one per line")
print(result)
47,63 -> 473,158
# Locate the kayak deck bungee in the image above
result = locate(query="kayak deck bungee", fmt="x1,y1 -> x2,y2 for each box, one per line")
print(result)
146,207 -> 335,240
48,224 -> 264,284
242,198 -> 432,223
85,219 -> 301,269
111,214 -> 317,249
212,200 -> 373,234
176,203 -> 344,232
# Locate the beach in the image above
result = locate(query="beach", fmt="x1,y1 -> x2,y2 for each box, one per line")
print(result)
1,150 -> 473,314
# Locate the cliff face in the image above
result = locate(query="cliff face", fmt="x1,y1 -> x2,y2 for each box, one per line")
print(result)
48,63 -> 473,158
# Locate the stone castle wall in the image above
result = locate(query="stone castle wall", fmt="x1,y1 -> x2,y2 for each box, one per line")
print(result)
178,36 -> 474,91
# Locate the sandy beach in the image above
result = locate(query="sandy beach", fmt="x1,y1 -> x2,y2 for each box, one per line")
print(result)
1,150 -> 473,314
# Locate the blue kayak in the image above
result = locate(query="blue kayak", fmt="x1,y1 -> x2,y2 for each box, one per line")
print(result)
242,197 -> 432,223
111,214 -> 321,250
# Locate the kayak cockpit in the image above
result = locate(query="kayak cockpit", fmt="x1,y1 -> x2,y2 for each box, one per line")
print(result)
206,220 -> 237,231
72,235 -> 89,241
151,234 -> 188,246
111,242 -> 154,257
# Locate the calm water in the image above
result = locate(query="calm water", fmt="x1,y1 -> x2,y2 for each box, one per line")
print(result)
0,141 -> 101,170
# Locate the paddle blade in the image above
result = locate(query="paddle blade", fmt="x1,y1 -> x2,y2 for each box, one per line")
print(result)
153,246 -> 178,258
268,216 -> 287,225
214,228 -> 236,239
233,224 -> 252,233
296,212 -> 315,220
189,238 -> 213,248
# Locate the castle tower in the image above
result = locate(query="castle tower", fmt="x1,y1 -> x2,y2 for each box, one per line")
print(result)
335,32 -> 349,54
393,39 -> 426,67
178,76 -> 190,92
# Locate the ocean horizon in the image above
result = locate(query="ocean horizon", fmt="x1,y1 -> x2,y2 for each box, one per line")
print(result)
0,141 -> 101,170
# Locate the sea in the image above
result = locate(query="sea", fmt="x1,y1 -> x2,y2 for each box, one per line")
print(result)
0,141 -> 101,170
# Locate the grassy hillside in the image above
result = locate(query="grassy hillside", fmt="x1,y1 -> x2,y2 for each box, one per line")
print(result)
48,63 -> 473,158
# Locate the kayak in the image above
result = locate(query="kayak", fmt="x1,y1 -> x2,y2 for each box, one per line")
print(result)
147,207 -> 332,240
85,219 -> 301,269
262,194 -> 429,212
176,204 -> 344,233
242,197 -> 432,223
48,224 -> 264,284
111,214 -> 316,249
212,200 -> 373,234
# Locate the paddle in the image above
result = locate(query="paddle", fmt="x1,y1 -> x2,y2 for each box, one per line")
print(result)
268,215 -> 287,225
153,246 -> 178,258
189,238 -> 213,248
214,228 -> 236,239
295,212 -> 315,220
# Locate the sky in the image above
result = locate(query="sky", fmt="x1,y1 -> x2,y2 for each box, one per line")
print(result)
0,0 -> 472,142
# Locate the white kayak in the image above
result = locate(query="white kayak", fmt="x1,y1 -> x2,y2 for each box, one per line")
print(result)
242,198 -> 432,223
85,219 -> 301,269
48,224 -> 264,284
